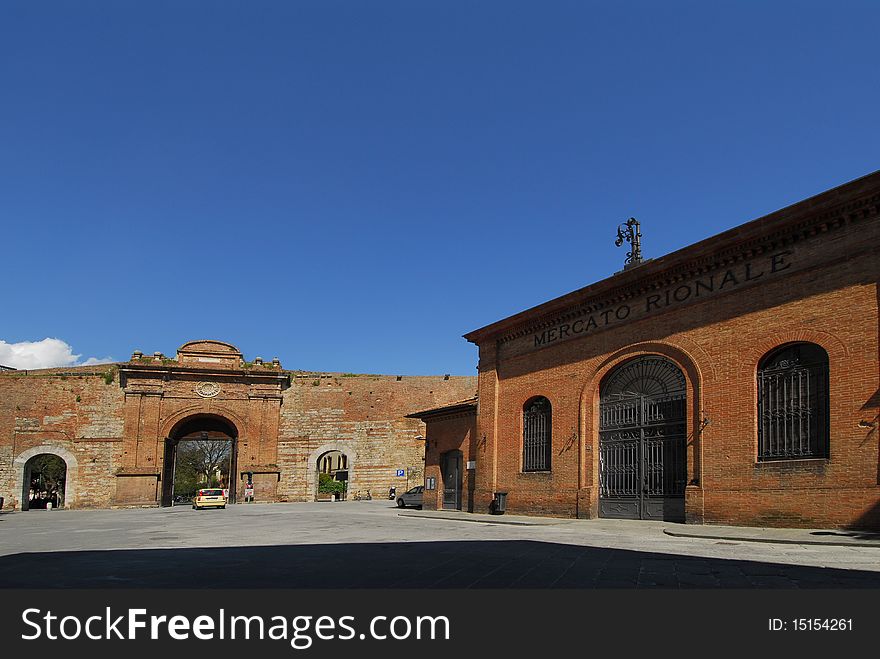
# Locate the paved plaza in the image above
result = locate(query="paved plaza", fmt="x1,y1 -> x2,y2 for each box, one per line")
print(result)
1,501 -> 878,588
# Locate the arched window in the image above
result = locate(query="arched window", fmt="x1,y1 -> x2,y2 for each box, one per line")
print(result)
523,397 -> 552,472
757,343 -> 829,460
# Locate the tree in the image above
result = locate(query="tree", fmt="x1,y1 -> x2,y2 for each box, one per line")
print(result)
318,473 -> 344,495
175,440 -> 232,490
29,455 -> 67,507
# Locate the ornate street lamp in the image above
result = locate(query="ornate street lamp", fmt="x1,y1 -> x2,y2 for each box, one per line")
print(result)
615,217 -> 643,269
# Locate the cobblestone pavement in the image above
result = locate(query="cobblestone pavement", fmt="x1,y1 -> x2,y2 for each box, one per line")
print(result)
1,501 -> 878,588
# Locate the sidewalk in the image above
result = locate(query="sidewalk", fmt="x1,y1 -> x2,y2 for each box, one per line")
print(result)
398,509 -> 574,526
399,509 -> 880,547
663,524 -> 880,547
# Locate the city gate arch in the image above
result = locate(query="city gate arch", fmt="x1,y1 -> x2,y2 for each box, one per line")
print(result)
161,414 -> 239,507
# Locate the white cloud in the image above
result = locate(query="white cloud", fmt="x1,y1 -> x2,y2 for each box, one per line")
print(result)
80,356 -> 115,366
0,338 -> 114,370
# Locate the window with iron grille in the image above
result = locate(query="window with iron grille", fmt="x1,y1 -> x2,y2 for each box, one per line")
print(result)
757,343 -> 829,461
523,397 -> 551,471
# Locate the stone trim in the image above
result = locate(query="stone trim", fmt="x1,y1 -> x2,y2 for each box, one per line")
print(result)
13,444 -> 80,511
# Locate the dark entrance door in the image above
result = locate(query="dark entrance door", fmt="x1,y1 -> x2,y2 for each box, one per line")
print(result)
441,451 -> 462,510
160,440 -> 177,507
599,356 -> 687,521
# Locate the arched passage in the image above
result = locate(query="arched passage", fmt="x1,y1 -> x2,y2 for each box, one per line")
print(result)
307,442 -> 357,502
21,453 -> 67,510
161,414 -> 239,507
13,445 -> 79,511
598,355 -> 687,521
316,449 -> 349,501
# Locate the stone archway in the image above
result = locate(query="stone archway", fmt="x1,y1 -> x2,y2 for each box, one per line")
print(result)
13,445 -> 79,511
161,414 -> 239,507
315,449 -> 350,501
307,442 -> 358,502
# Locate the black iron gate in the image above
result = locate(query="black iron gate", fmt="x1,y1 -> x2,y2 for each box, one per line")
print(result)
599,357 -> 687,521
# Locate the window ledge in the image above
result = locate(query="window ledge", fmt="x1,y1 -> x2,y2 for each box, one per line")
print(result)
756,458 -> 829,465
754,458 -> 829,475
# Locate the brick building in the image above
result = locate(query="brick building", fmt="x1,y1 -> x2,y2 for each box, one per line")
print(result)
415,171 -> 880,530
0,340 -> 475,510
407,398 -> 477,512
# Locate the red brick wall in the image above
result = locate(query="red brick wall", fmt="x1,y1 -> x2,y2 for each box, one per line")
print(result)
422,410 -> 477,511
0,366 -> 124,510
471,176 -> 880,529
278,374 -> 476,502
0,362 -> 476,510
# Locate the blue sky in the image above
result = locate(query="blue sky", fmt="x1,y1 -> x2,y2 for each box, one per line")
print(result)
1,1 -> 878,374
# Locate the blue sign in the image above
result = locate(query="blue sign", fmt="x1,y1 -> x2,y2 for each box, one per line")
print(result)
396,469 -> 405,477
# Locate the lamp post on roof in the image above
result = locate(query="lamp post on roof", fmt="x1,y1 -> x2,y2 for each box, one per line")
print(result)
615,217 -> 643,269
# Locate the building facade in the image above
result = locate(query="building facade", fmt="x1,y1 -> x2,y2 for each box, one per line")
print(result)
421,171 -> 880,529
407,398 -> 477,513
0,340 -> 476,510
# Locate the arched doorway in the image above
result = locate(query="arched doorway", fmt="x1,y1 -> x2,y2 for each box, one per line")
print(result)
21,453 -> 67,510
316,450 -> 349,501
161,415 -> 238,507
599,355 -> 687,521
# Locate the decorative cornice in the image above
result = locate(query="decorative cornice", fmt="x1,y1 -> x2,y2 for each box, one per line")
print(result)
119,363 -> 290,387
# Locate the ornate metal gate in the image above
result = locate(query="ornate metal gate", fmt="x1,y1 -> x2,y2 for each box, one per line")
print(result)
599,356 -> 687,521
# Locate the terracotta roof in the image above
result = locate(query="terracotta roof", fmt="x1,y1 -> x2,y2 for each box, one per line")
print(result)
406,396 -> 478,420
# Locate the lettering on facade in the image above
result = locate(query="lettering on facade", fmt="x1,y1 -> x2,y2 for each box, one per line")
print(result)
533,250 -> 792,349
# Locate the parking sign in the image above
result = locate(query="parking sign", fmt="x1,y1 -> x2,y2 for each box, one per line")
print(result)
396,469 -> 405,477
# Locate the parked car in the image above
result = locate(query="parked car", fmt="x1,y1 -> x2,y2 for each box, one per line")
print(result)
192,488 -> 227,510
396,485 -> 424,509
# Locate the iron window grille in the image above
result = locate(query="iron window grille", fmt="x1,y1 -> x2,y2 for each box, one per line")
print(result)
523,397 -> 552,471
757,343 -> 829,461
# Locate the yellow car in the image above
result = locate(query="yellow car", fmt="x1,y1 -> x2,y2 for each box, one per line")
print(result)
192,488 -> 227,510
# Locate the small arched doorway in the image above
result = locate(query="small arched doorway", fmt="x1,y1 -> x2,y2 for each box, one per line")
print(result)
161,415 -> 238,507
316,450 -> 349,501
21,454 -> 67,511
598,355 -> 687,521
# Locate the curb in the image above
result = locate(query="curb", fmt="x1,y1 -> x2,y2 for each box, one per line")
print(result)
663,528 -> 880,548
398,512 -> 572,526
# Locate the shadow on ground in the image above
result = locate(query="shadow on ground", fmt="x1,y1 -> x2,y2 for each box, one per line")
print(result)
811,530 -> 880,541
1,540 -> 878,589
